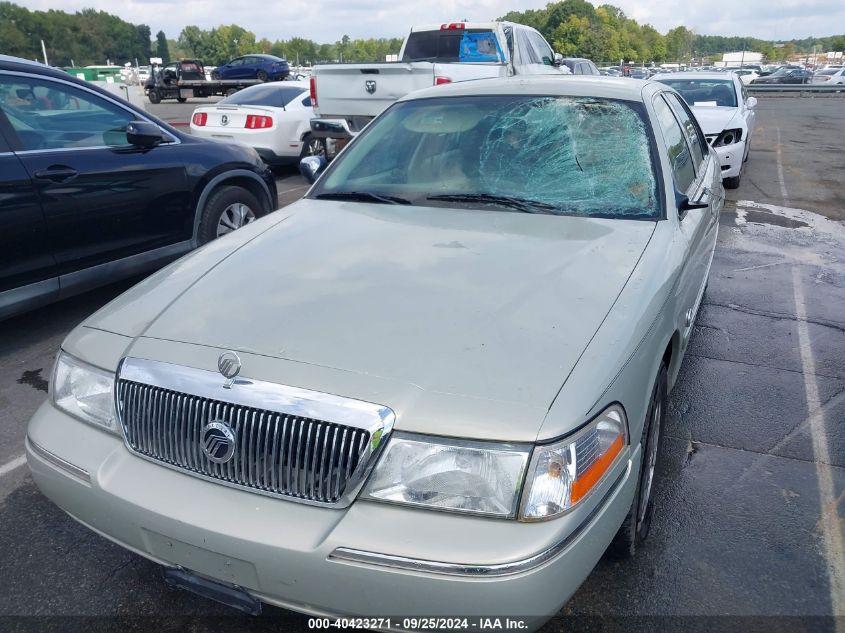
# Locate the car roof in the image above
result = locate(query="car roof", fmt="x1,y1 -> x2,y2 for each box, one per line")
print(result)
400,76 -> 654,103
651,72 -> 737,80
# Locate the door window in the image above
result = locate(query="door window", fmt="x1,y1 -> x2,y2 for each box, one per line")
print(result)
514,28 -> 540,65
0,75 -> 134,151
653,95 -> 695,193
664,93 -> 707,171
527,31 -> 555,66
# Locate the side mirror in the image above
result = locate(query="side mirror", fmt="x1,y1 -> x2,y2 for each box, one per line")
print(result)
126,120 -> 164,148
553,53 -> 564,67
299,155 -> 327,184
746,96 -> 757,109
676,190 -> 709,219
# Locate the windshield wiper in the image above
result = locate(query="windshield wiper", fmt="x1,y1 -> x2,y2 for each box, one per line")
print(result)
426,193 -> 563,215
315,191 -> 411,205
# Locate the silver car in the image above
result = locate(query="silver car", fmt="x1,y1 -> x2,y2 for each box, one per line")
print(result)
27,77 -> 721,628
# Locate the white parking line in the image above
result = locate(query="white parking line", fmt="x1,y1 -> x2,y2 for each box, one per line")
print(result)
776,127 -> 789,203
0,454 -> 26,478
792,265 -> 845,620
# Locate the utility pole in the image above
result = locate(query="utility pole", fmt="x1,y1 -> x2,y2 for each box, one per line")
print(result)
41,40 -> 49,66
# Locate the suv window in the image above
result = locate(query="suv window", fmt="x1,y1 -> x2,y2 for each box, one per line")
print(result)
664,93 -> 707,171
0,75 -> 135,151
653,94 -> 695,193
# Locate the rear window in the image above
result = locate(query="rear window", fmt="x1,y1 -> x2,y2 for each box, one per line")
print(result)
219,84 -> 307,107
402,28 -> 504,63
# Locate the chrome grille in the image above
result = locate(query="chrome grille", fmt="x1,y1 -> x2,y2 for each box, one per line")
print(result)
113,357 -> 394,507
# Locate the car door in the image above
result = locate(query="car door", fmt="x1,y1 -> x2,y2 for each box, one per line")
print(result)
653,92 -> 718,346
737,77 -> 756,138
231,57 -> 252,79
513,27 -> 562,75
0,113 -> 58,315
220,58 -> 243,79
0,72 -> 190,294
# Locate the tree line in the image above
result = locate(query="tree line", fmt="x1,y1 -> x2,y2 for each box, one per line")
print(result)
501,0 -> 845,63
1,0 -> 844,68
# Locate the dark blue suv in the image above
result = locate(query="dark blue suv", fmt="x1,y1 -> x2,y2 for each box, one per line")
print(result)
0,55 -> 278,319
211,54 -> 290,82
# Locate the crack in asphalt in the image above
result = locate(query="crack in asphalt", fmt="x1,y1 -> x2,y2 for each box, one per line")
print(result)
686,351 -> 843,381
705,301 -> 845,334
664,434 -> 845,471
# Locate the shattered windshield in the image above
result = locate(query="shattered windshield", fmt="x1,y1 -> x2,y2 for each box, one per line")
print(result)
312,95 -> 660,219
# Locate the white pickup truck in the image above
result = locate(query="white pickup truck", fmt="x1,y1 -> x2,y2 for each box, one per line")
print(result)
309,21 -> 569,143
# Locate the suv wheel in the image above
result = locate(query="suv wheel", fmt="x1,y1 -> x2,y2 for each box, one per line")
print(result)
148,90 -> 161,104
198,186 -> 265,244
607,361 -> 667,559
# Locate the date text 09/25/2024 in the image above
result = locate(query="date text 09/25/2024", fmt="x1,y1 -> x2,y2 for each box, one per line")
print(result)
308,618 -> 530,630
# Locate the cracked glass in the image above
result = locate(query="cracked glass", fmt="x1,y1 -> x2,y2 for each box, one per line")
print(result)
313,95 -> 660,219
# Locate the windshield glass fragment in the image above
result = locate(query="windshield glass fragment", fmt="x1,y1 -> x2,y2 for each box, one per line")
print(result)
312,95 -> 660,220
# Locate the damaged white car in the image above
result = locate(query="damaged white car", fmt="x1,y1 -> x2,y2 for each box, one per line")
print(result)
652,71 -> 756,189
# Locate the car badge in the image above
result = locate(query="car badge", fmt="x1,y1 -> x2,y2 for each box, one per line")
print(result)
200,421 -> 236,463
218,351 -> 241,388
365,80 -> 377,94
221,114 -> 229,126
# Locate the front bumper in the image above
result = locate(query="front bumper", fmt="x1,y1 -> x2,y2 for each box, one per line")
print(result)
713,138 -> 745,179
26,402 -> 637,626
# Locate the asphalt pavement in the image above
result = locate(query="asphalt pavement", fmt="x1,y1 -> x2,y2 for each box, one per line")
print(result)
0,96 -> 843,632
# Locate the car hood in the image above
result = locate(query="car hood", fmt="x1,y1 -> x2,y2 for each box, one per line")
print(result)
92,200 -> 655,440
689,106 -> 740,134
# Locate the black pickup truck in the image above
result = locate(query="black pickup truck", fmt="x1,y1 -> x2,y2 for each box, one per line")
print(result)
145,60 -> 261,103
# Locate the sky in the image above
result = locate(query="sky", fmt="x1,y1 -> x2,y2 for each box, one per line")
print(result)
17,0 -> 845,43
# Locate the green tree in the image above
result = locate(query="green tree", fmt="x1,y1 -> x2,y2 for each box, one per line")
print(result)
155,30 -> 170,63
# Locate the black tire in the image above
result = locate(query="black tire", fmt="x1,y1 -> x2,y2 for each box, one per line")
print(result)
257,69 -> 268,82
607,362 -> 668,559
300,133 -> 327,160
198,186 -> 265,245
176,97 -> 187,103
147,90 -> 162,104
724,171 -> 741,189
225,88 -> 238,97
211,71 -> 220,80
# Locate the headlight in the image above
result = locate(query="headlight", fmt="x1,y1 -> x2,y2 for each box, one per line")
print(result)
713,128 -> 743,147
520,404 -> 627,521
52,351 -> 117,432
362,433 -> 530,518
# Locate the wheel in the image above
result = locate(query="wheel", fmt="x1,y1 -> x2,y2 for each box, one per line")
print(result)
256,70 -> 268,82
607,361 -> 668,559
211,70 -> 220,80
198,186 -> 265,244
225,88 -> 238,97
147,90 -> 162,104
724,171 -> 741,189
176,97 -> 187,103
300,133 -> 327,159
